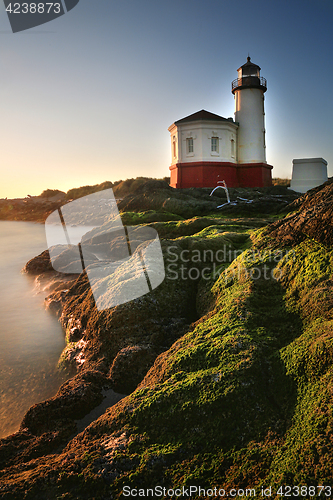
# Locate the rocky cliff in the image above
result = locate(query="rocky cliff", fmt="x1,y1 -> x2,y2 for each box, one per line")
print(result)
0,180 -> 332,499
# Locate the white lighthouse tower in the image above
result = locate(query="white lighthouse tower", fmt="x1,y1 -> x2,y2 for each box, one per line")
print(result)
232,56 -> 267,164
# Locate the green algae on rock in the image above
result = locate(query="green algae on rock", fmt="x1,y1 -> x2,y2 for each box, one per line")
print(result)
2,179 -> 333,498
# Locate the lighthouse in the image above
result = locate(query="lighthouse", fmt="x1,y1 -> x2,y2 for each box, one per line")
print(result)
232,56 -> 267,164
168,57 -> 273,188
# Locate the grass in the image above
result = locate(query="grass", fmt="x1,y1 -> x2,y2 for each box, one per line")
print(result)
64,177 -> 170,201
272,178 -> 291,187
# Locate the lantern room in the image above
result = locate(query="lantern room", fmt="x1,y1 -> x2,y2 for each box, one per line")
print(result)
232,56 -> 267,93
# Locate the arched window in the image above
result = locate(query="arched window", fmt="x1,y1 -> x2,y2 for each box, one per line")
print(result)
231,139 -> 235,157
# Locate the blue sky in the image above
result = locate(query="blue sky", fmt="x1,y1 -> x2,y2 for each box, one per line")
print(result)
0,0 -> 332,198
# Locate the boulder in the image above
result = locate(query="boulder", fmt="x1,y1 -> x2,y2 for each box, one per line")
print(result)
23,250 -> 53,274
109,345 -> 157,394
263,178 -> 333,247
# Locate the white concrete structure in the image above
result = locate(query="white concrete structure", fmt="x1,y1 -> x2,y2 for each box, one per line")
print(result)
289,158 -> 328,193
169,111 -> 238,165
232,57 -> 267,164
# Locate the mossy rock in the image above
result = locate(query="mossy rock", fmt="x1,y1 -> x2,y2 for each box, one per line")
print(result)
119,210 -> 183,225
3,185 -> 333,496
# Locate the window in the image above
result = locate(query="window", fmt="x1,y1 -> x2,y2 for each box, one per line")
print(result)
187,137 -> 194,154
173,136 -> 176,158
211,137 -> 219,153
231,139 -> 235,157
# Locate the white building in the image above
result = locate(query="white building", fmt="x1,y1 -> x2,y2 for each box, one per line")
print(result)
169,57 -> 273,188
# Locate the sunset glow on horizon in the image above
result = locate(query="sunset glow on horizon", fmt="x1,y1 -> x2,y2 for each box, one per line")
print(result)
0,0 -> 332,199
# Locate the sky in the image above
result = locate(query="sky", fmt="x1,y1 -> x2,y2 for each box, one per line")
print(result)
0,0 -> 332,198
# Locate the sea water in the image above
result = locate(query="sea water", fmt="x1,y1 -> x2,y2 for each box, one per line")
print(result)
0,221 -> 69,438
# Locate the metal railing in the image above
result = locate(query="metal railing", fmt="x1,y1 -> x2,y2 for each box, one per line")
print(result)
232,76 -> 267,91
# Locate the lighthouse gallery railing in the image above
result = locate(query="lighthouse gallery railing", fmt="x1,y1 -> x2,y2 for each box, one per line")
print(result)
232,76 -> 267,91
